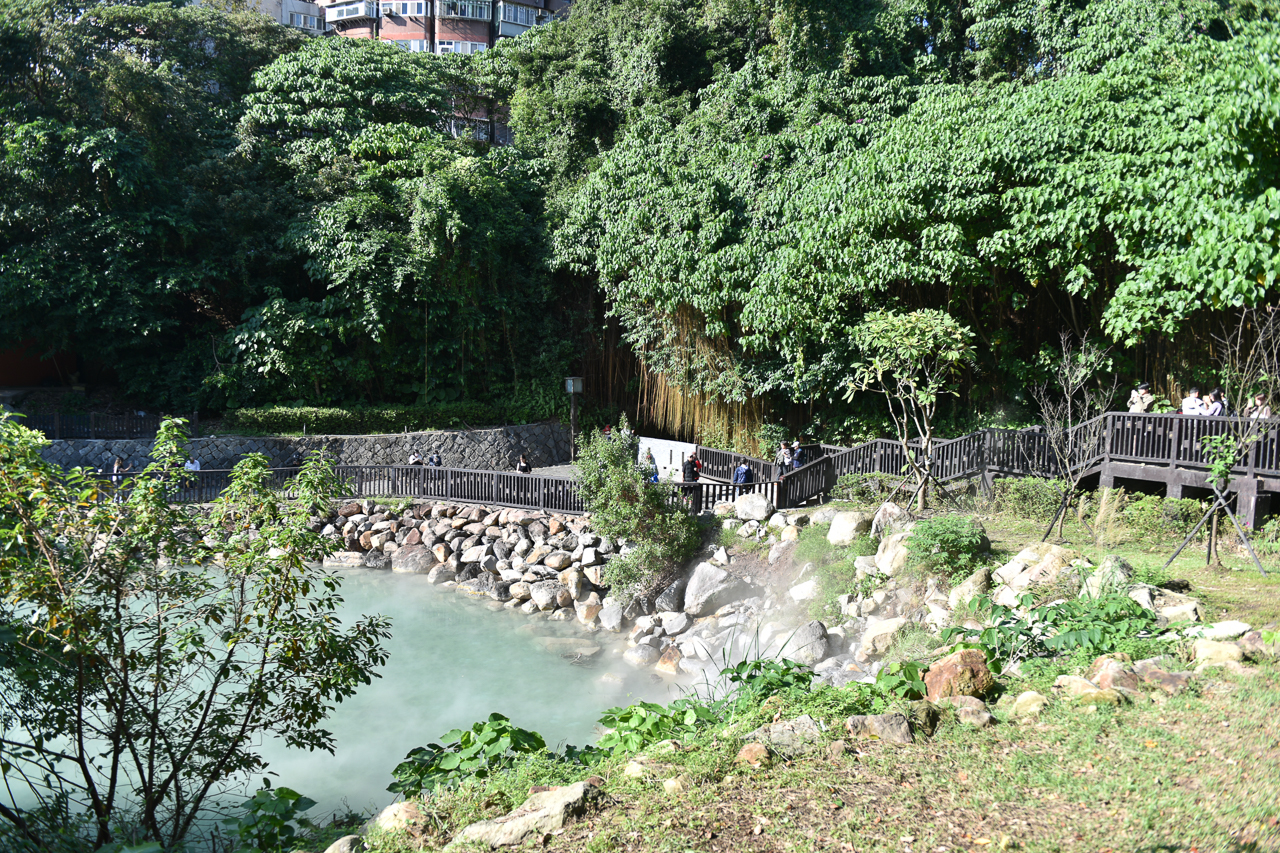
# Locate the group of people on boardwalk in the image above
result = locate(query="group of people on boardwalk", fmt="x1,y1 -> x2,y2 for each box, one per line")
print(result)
1127,382 -> 1272,418
406,449 -> 443,467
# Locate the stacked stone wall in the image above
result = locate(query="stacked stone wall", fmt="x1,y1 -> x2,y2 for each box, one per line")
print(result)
38,422 -> 572,472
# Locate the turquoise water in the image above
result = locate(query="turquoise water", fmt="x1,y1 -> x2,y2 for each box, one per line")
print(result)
255,570 -> 677,815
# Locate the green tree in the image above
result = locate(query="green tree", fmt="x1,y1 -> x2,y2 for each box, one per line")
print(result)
573,417 -> 700,600
0,1 -> 306,409
845,310 -> 976,510
0,416 -> 390,850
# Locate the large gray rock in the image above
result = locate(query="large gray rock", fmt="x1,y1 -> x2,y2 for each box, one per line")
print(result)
1081,555 -> 1133,599
828,511 -> 873,546
948,565 -> 992,611
452,781 -> 602,848
683,562 -> 751,616
873,528 -> 913,576
426,565 -> 456,584
624,644 -> 661,668
361,551 -> 391,571
322,552 -> 366,569
659,611 -> 692,636
598,604 -> 624,632
655,576 -> 687,613
845,712 -> 913,744
529,580 -> 567,611
785,620 -> 829,666
322,836 -> 363,853
390,544 -> 435,574
871,502 -> 913,539
734,492 -> 775,522
741,714 -> 824,756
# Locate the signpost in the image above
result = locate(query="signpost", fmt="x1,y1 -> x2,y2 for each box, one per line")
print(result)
565,376 -> 583,461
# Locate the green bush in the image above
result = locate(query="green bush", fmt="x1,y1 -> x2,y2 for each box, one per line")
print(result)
387,713 -> 551,798
223,402 -> 510,435
832,472 -> 898,504
905,515 -> 988,582
574,415 -> 701,600
990,477 -> 1064,519
943,591 -> 1161,673
1123,494 -> 1206,540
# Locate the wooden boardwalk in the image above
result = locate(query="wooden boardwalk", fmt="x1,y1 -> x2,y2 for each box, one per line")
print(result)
118,413 -> 1277,523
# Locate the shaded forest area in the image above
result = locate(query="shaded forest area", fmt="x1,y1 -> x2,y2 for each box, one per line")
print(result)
1,0 -> 1278,445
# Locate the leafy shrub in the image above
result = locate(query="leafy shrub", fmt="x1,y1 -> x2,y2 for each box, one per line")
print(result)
720,658 -> 815,708
575,415 -> 700,599
223,784 -> 316,853
905,515 -> 988,582
596,699 -> 718,755
224,402 -> 509,435
875,661 -> 927,700
388,714 -> 550,797
832,472 -> 897,504
1123,494 -> 1206,541
990,477 -> 1064,519
943,592 -> 1161,673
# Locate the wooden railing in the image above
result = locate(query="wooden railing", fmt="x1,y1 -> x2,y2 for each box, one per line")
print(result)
85,413 -> 1280,517
699,413 -> 1280,510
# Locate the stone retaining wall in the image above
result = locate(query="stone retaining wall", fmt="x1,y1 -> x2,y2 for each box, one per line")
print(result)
39,422 -> 572,472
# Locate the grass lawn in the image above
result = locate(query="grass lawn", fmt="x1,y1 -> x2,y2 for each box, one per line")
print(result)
532,665 -> 1280,853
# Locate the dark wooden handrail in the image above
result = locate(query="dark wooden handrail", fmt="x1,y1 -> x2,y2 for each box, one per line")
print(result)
76,413 -> 1280,518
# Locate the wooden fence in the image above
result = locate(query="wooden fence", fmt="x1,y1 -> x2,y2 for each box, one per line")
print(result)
89,413 -> 1280,521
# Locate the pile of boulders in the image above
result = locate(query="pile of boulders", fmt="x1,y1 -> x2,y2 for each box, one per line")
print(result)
314,500 -> 620,625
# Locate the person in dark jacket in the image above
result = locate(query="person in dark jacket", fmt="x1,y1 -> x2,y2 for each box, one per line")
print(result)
774,442 -> 791,480
427,449 -> 442,467
792,441 -> 806,468
515,454 -> 531,473
732,460 -> 754,493
682,453 -> 700,483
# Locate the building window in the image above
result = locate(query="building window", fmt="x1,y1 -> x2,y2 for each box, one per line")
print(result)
392,38 -> 430,50
288,12 -> 321,28
500,2 -> 535,26
436,0 -> 490,19
381,1 -> 425,14
436,39 -> 487,54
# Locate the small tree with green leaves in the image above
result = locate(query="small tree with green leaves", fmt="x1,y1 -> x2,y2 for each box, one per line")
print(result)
573,416 -> 701,601
845,310 -> 977,511
0,416 -> 391,851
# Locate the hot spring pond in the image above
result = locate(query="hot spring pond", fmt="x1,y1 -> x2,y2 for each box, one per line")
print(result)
256,570 -> 676,815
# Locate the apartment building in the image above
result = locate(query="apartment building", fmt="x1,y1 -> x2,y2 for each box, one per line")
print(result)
216,0 -> 327,35
319,0 -> 571,54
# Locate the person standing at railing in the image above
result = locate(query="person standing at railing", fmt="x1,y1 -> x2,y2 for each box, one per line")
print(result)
427,449 -> 442,467
516,454 -> 532,474
184,457 -> 201,471
408,451 -> 425,465
792,441 -> 806,469
1127,382 -> 1155,413
774,442 -> 791,480
1204,388 -> 1227,416
732,460 -> 753,493
110,457 -> 131,504
1245,393 -> 1273,419
1180,387 -> 1205,415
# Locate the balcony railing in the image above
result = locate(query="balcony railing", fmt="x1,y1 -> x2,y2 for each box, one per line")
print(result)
325,2 -> 379,23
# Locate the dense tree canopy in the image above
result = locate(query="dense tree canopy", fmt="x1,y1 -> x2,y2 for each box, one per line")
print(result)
0,0 -> 1277,441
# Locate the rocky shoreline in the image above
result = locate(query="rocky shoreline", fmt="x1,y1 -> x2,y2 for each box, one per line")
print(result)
311,491 -> 1225,688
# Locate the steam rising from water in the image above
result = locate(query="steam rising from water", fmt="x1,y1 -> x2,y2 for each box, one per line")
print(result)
256,570 -> 677,815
